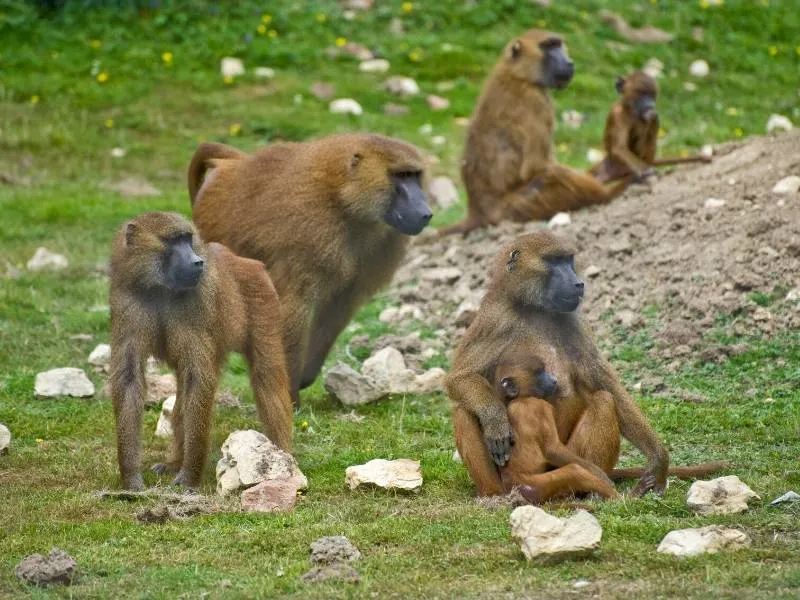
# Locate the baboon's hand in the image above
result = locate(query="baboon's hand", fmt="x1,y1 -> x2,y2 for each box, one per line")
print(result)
630,467 -> 667,497
481,412 -> 515,467
632,167 -> 655,184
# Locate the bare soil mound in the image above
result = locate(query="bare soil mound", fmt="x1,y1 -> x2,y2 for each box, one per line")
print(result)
385,131 -> 800,366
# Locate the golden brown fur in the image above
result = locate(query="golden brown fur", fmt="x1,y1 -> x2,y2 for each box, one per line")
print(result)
110,212 -> 292,491
440,30 -> 626,236
189,134 -> 427,400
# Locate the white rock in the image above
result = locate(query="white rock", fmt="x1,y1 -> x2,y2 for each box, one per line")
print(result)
704,198 -> 726,209
110,147 -> 126,158
215,429 -> 307,497
766,114 -> 793,133
35,368 -> 95,398
26,248 -> 68,272
324,363 -> 385,406
0,423 -> 10,454
586,148 -> 605,164
701,144 -> 714,159
362,347 -> 416,392
154,395 -> 176,439
254,66 -> 275,78
561,110 -> 584,129
770,491 -> 800,505
510,507 -> 602,563
786,288 -> 800,302
329,98 -> 363,116
683,81 -> 697,92
220,57 -> 245,78
772,175 -> 800,194
426,95 -> 450,111
408,368 -> 446,394
657,526 -> 751,557
427,176 -> 459,209
573,580 -> 591,589
379,304 -> 423,325
547,212 -> 571,228
87,344 -> 111,370
585,265 -> 601,278
420,267 -> 462,284
345,458 -> 422,491
687,476 -> 760,515
451,449 -> 462,463
384,76 -> 420,97
431,135 -> 447,147
359,58 -> 390,73
689,59 -> 709,78
643,57 -> 664,79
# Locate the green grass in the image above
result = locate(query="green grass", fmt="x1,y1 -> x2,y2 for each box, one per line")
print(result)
1,1 -> 799,598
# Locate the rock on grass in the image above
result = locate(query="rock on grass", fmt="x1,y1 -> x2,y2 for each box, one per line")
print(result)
510,507 -> 602,563
35,368 -> 95,398
15,548 -> 77,587
657,526 -> 751,557
345,458 -> 422,491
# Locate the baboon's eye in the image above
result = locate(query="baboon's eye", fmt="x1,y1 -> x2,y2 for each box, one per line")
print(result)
510,250 -> 521,260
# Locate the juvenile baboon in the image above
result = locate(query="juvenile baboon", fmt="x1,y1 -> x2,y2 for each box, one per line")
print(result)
448,232 -> 727,498
439,30 -> 627,236
189,135 -> 432,400
109,212 -> 292,491
589,71 -> 712,184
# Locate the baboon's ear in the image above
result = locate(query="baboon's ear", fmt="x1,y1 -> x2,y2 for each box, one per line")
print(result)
123,221 -> 137,246
615,75 -> 625,94
510,40 -> 522,60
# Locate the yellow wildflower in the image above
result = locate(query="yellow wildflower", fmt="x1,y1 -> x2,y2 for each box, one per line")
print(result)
408,48 -> 423,62
261,14 -> 272,24
104,118 -> 114,128
229,123 -> 241,136
734,127 -> 743,137
402,2 -> 413,13
300,420 -> 310,430
162,51 -> 173,65
96,72 -> 109,83
267,29 -> 278,39
223,75 -> 234,85
335,36 -> 347,47
768,46 -> 778,57
36,438 -> 44,444
536,19 -> 546,28
30,95 -> 40,105
726,107 -> 738,116
658,127 -> 666,138
257,24 -> 266,35
90,39 -> 101,49
316,13 -> 327,23
557,143 -> 569,153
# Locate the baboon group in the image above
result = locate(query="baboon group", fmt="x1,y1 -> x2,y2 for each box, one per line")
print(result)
111,30 -> 722,501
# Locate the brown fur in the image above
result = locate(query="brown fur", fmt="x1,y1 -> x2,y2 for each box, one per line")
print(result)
189,134 -> 425,400
109,212 -> 292,491
590,71 -> 712,184
446,231 -> 670,498
440,30 -> 626,236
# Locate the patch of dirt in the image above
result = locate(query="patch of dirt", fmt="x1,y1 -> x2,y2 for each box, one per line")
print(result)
386,132 -> 800,363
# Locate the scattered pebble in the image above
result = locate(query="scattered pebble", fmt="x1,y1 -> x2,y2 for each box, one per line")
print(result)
329,98 -> 363,116
766,114 -> 793,134
110,147 -> 126,158
547,212 -> 571,228
384,76 -> 420,97
687,475 -> 760,515
146,373 -> 176,407
220,57 -> 245,78
35,368 -> 95,398
772,175 -> 800,194
420,267 -> 462,284
241,475 -> 306,513
700,144 -> 714,159
310,536 -> 362,565
0,423 -> 10,454
154,395 -> 176,439
689,59 -> 710,78
379,304 -> 423,324
657,526 -> 750,557
324,363 -> 385,406
573,580 -> 592,589
15,548 -> 77,587
345,458 -> 422,491
510,507 -> 602,563
584,265 -> 601,278
427,176 -> 459,210
359,58 -> 390,73
704,198 -> 726,209
27,247 -> 68,272
426,95 -> 450,111
770,491 -> 800,505
87,344 -> 111,371
586,148 -> 605,164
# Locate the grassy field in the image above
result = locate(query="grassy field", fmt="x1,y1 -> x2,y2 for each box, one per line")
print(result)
1,1 -> 799,598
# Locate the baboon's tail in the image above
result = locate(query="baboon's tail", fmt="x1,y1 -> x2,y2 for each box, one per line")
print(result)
609,460 -> 730,482
187,142 -> 246,206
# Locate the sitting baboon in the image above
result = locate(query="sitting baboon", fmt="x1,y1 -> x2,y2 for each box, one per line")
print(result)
109,212 -> 292,491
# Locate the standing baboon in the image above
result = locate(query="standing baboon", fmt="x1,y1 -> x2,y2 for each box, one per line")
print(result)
440,30 -> 627,236
109,212 -> 292,491
589,71 -> 712,184
189,134 -> 431,401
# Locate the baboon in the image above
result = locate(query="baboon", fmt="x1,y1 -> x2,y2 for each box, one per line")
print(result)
189,135 -> 431,401
109,212 -> 292,491
439,30 -> 627,237
448,231 -> 720,499
590,71 -> 712,184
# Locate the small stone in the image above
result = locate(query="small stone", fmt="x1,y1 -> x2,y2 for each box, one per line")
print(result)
0,423 -> 10,454
752,307 -> 771,322
362,347 -> 416,393
766,114 -> 793,133
384,103 -> 409,116
689,59 -> 710,78
770,491 -> 800,505
427,176 -> 459,209
310,536 -> 362,564
615,309 -> 640,328
220,57 -> 245,78
657,526 -> 750,557
409,368 -> 446,394
216,389 -> 241,408
324,363 -> 385,406
561,110 -> 584,129
420,267 -> 462,284
26,247 -> 68,271
154,395 -> 176,439
345,458 -> 422,491
683,81 -> 697,92
310,82 -> 335,100
586,148 -> 605,164
379,304 -> 423,325
300,563 -> 360,585
643,57 -> 664,79
385,76 -> 420,97
687,475 -> 760,515
759,245 -> 779,258
772,175 -> 800,194
359,58 -> 390,73
15,548 -> 77,587
700,144 -> 714,159
510,507 -> 602,563
547,212 -> 571,228
215,429 -> 307,497
35,368 -> 94,398
786,288 -> 800,302
110,147 -> 126,158
87,344 -> 111,370
254,66 -> 275,79
102,176 -> 162,198
584,265 -> 601,278
704,197 -> 726,209
573,580 -> 591,589
329,98 -> 363,116
426,95 -> 450,111
241,475 -> 306,513
146,373 -> 177,407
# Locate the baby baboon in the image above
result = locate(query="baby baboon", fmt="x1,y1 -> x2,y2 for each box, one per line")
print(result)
109,212 -> 292,491
189,135 -> 432,400
590,71 -> 712,184
440,30 -> 627,236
